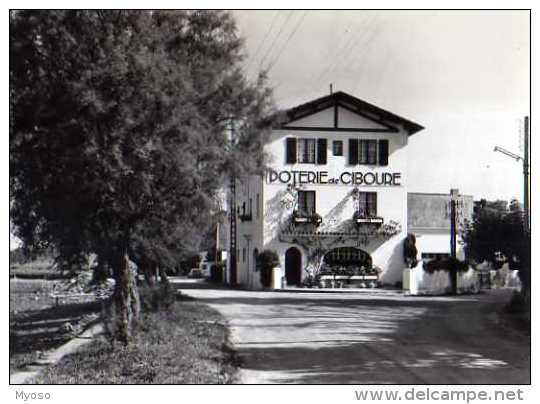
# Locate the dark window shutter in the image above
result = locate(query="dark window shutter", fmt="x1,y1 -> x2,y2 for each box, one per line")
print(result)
348,139 -> 358,165
370,193 -> 377,216
378,139 -> 389,166
317,138 -> 327,164
286,138 -> 297,164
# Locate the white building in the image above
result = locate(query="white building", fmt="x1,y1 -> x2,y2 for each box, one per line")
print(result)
229,91 -> 471,289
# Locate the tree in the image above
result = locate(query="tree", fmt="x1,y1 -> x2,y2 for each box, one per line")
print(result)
463,199 -> 530,295
10,10 -> 274,342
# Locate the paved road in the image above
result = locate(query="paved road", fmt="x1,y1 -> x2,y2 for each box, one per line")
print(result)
175,280 -> 530,384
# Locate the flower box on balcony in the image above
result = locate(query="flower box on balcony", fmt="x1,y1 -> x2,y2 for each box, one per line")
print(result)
292,212 -> 323,226
350,275 -> 378,281
354,216 -> 384,225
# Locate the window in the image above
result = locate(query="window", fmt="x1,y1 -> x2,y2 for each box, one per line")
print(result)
333,140 -> 343,156
285,138 -> 327,164
297,138 -> 316,163
253,249 -> 259,272
249,198 -> 252,216
359,139 -> 378,164
297,190 -> 316,216
256,193 -> 260,220
357,192 -> 377,217
349,139 -> 389,166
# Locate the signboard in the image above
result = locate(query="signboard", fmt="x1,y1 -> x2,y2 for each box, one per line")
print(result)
266,169 -> 402,186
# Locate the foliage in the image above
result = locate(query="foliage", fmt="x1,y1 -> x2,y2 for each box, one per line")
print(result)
139,282 -> 175,313
462,198 -> 530,292
378,220 -> 402,238
10,10 -> 274,341
258,249 -> 280,288
9,247 -> 29,265
209,262 -> 226,283
32,301 -> 237,384
423,257 -> 469,274
403,233 -> 418,268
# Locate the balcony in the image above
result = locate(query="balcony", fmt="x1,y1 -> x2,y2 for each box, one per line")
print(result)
353,211 -> 383,225
292,211 -> 322,226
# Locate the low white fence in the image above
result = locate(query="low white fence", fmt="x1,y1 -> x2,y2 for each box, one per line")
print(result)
403,261 -> 480,295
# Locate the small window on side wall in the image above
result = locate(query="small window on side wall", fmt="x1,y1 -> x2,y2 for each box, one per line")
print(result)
333,140 -> 343,156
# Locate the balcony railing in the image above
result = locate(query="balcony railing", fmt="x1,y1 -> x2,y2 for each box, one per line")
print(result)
353,211 -> 383,225
292,211 -> 322,226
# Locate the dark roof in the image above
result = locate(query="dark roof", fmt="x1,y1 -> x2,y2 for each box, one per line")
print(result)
277,91 -> 424,135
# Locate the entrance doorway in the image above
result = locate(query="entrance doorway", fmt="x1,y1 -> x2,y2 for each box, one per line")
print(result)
285,247 -> 302,286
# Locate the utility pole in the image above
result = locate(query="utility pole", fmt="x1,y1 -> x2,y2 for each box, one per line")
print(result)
228,119 -> 237,286
523,116 -> 529,232
449,188 -> 459,295
493,116 -> 530,231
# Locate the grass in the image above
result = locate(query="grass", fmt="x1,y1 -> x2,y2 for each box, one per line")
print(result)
32,299 -> 238,384
10,279 -> 102,374
10,259 -> 69,280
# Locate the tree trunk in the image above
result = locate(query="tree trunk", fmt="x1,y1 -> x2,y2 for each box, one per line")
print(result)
140,257 -> 155,286
158,265 -> 169,284
111,251 -> 140,344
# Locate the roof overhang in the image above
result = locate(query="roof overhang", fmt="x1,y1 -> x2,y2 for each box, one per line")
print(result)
274,91 -> 424,136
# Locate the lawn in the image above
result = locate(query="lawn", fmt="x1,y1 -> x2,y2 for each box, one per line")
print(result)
10,259 -> 68,280
31,298 -> 237,384
10,279 -> 102,374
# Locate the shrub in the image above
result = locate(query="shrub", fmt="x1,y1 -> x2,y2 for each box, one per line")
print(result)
258,250 -> 280,288
209,262 -> 225,283
403,234 -> 418,268
423,257 -> 469,274
139,282 -> 175,312
506,290 -> 527,313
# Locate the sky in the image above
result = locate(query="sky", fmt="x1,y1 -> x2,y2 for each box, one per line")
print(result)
233,10 -> 530,202
7,9 -> 530,251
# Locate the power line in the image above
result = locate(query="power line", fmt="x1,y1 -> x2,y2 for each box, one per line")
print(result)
316,14 -> 379,84
312,21 -> 356,83
266,11 -> 308,72
259,11 -> 294,68
246,11 -> 281,71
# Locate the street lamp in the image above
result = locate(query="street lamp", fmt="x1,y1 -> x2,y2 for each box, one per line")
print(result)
493,116 -> 530,231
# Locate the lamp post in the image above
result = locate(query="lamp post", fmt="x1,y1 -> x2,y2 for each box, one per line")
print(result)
493,116 -> 530,231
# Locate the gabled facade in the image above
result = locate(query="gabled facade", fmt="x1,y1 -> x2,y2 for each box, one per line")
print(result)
229,91 -> 426,289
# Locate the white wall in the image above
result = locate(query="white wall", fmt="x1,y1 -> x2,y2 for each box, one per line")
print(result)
233,103 -> 417,288
414,230 -> 466,260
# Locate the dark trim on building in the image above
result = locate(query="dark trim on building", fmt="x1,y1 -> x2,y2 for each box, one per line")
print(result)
275,91 -> 424,135
334,103 -> 338,128
280,126 -> 398,133
337,102 -> 399,132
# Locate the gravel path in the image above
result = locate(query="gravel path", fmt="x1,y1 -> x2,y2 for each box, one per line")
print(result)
176,281 -> 529,384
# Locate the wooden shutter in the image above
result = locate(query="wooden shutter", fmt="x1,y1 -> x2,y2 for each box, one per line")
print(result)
297,191 -> 306,215
369,192 -> 377,217
286,137 -> 297,164
378,139 -> 389,166
348,139 -> 358,165
317,138 -> 327,164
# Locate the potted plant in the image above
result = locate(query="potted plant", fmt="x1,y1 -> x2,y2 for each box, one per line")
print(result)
258,250 -> 280,288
